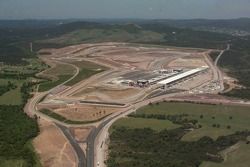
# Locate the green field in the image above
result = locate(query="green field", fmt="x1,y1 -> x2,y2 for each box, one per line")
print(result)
201,141 -> 250,167
136,102 -> 250,141
40,109 -> 112,124
38,60 -> 106,90
0,79 -> 25,105
0,159 -> 26,167
0,106 -> 40,167
38,63 -> 75,91
0,57 -> 48,104
112,117 -> 180,132
44,63 -> 75,75
110,102 -> 250,167
38,75 -> 72,92
65,60 -> 107,86
1,58 -> 47,75
0,141 -> 42,167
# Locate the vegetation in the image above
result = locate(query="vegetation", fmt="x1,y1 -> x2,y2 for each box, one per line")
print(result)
38,75 -> 72,92
38,22 -> 232,50
217,36 -> 250,99
0,105 -> 39,167
143,18 -> 250,36
43,28 -> 165,45
135,102 -> 250,140
201,141 -> 250,167
112,117 -> 180,132
209,51 -> 221,62
0,80 -> 25,105
0,81 -> 17,96
66,60 -> 107,86
0,54 -> 44,166
40,109 -> 112,124
140,23 -> 231,49
38,63 -> 75,91
108,126 -> 249,167
108,102 -> 250,167
0,79 -> 42,166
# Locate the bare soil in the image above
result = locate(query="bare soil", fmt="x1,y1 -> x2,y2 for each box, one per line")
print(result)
53,104 -> 120,121
167,58 -> 207,68
70,127 -> 92,142
33,119 -> 77,167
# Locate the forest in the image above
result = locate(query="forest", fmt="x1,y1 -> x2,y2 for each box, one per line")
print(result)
0,105 -> 39,167
108,127 -> 249,167
219,36 -> 250,99
0,80 -> 40,165
0,81 -> 16,96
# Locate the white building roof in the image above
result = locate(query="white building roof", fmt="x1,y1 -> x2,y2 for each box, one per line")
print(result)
158,67 -> 208,85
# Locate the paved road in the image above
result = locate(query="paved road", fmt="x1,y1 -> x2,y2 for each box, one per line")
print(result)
89,92 -> 187,167
25,59 -> 85,167
215,44 -> 230,66
25,59 -> 80,126
57,124 -> 86,167
88,45 -> 232,167
214,44 -> 230,92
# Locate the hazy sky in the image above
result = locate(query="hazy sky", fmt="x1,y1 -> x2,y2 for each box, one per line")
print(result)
1,0 -> 250,19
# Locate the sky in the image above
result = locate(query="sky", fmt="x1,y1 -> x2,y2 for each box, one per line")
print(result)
1,0 -> 250,20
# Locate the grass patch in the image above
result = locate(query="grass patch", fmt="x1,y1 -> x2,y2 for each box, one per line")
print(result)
112,117 -> 180,132
1,58 -> 47,76
66,68 -> 103,86
201,141 -> 250,167
65,60 -> 107,86
25,141 -> 42,167
38,75 -> 71,92
40,109 -> 111,124
109,102 -> 250,167
0,159 -> 26,167
136,102 -> 250,141
44,63 -> 75,76
0,79 -> 25,105
38,62 -> 76,91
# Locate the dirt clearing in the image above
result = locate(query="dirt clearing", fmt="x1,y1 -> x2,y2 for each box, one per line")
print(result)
53,104 -> 120,121
33,119 -> 77,167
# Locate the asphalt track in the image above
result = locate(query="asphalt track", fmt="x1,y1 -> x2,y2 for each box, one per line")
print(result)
57,124 -> 86,167
86,108 -> 132,167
